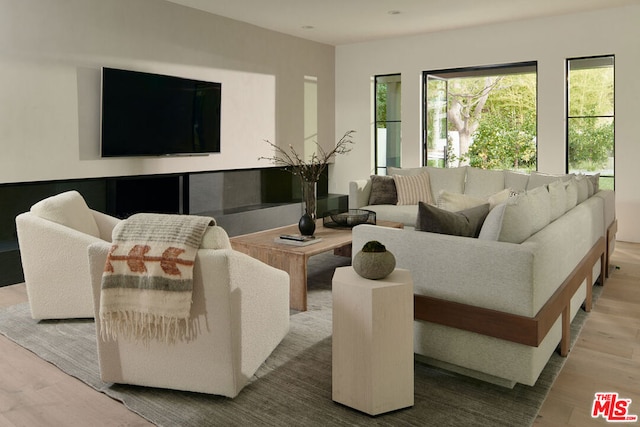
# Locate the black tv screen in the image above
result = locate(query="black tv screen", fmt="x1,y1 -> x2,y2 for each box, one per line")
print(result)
101,67 -> 221,157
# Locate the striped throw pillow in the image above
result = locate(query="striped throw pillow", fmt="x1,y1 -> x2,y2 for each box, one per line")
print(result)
393,173 -> 434,205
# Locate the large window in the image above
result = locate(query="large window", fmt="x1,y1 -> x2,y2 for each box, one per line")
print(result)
567,55 -> 614,190
374,74 -> 401,175
423,62 -> 537,171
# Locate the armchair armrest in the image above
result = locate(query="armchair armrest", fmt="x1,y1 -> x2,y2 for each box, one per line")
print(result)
91,210 -> 121,242
17,212 -> 107,319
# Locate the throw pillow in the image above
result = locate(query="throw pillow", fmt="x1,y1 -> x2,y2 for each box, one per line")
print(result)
416,202 -> 490,238
487,188 -> 513,209
393,173 -> 434,206
368,175 -> 398,205
437,188 -> 513,212
30,190 -> 100,238
437,190 -> 485,212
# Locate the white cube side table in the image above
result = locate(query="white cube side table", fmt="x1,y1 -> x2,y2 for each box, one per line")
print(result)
331,266 -> 414,415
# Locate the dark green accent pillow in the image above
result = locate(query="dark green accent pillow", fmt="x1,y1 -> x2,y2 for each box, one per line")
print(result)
368,175 -> 398,205
416,202 -> 490,238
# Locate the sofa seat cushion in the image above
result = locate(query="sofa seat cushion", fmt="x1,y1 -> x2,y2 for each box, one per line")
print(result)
30,190 -> 100,238
416,202 -> 490,238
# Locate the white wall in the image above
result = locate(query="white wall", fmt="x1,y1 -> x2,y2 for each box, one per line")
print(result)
333,5 -> 640,242
0,0 -> 334,183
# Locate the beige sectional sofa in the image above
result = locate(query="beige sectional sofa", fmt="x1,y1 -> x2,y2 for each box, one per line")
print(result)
349,166 -> 616,387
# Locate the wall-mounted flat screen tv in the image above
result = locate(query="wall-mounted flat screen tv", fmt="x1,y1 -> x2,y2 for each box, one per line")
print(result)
101,67 -> 221,157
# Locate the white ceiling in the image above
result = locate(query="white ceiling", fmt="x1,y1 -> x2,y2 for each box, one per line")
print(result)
166,0 -> 640,45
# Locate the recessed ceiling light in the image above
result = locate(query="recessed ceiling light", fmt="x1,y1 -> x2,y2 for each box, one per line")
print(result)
387,10 -> 401,15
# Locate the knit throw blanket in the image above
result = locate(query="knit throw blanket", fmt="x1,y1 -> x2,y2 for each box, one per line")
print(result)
99,213 -> 215,344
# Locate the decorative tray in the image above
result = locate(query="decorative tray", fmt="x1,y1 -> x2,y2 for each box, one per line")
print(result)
322,209 -> 376,228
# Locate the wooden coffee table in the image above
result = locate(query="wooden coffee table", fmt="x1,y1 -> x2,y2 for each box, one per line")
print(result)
230,220 -> 403,311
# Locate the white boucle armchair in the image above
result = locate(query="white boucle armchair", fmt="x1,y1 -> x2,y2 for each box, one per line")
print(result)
87,227 -> 291,398
15,190 -> 120,320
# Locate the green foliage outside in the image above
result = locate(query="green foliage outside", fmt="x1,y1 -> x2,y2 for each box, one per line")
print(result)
568,65 -> 614,173
568,116 -> 613,171
447,74 -> 537,172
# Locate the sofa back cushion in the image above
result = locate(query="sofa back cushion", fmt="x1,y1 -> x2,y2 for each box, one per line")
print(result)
504,171 -> 530,193
548,180 -> 567,222
527,186 -> 552,234
478,186 -> 552,243
424,166 -> 467,201
30,190 -> 100,238
464,167 -> 505,198
387,166 -> 427,176
565,178 -> 579,211
575,175 -> 591,203
416,202 -> 490,238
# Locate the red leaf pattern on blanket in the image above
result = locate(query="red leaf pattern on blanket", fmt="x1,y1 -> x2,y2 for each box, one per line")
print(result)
104,245 -> 117,273
127,245 -> 150,273
161,247 -> 187,276
105,245 -> 195,276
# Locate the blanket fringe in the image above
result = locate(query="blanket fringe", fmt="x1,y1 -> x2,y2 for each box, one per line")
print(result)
100,310 -> 193,345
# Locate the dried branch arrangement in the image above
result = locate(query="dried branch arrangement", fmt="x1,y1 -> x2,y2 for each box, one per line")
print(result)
259,130 -> 356,182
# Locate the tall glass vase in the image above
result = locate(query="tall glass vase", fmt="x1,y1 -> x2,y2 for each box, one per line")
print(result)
298,179 -> 317,236
301,179 -> 317,220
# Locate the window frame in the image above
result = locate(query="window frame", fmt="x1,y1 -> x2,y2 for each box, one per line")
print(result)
422,61 -> 538,170
374,73 -> 401,175
565,54 -> 615,188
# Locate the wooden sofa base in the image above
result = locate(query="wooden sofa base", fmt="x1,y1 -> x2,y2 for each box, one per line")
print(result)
414,236 -> 606,357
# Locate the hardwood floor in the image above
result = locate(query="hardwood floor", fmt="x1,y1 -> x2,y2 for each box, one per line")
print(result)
535,241 -> 640,426
0,242 -> 638,426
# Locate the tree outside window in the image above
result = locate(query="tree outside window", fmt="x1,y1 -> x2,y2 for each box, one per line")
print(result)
567,56 -> 614,190
424,62 -> 537,171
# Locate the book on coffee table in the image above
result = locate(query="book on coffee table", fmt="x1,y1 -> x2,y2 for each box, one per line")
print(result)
276,235 -> 323,246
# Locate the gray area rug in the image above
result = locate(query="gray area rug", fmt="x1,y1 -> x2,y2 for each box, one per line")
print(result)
0,253 -> 601,426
